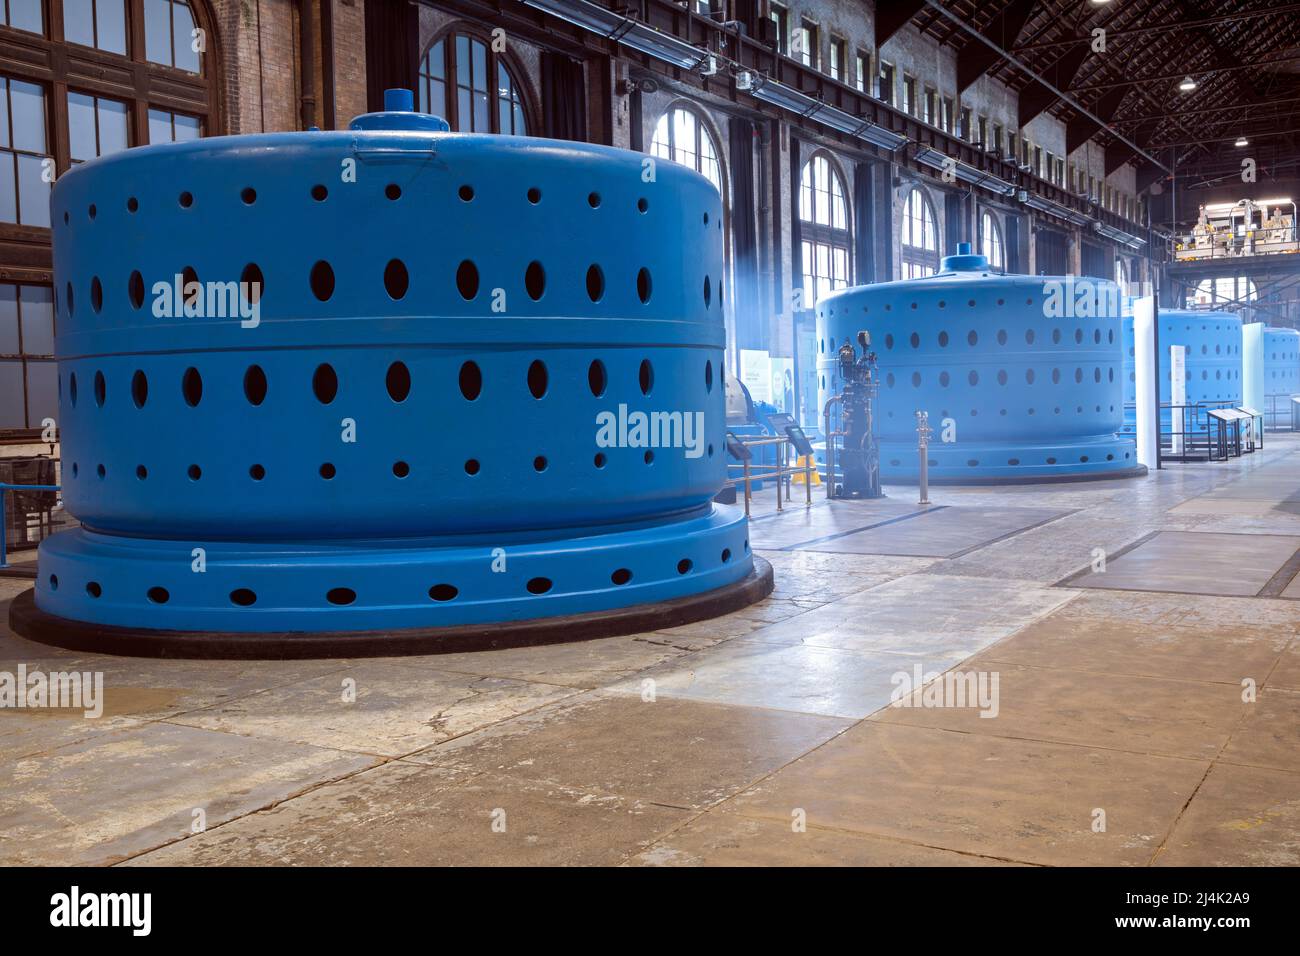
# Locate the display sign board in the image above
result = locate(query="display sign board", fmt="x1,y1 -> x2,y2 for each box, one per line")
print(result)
739,349 -> 771,404
724,430 -> 752,461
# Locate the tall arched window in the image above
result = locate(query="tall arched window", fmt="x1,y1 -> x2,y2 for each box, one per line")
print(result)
418,32 -> 530,134
0,0 -> 215,435
901,187 -> 938,278
1114,257 -> 1128,296
651,106 -> 722,195
980,210 -> 1004,271
798,152 -> 850,306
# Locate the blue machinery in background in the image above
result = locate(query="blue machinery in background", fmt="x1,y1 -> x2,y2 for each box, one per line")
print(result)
1264,327 -> 1300,429
817,245 -> 1144,483
1122,310 -> 1249,453
11,91 -> 770,656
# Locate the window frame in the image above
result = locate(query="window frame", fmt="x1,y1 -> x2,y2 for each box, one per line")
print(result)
901,185 -> 940,279
0,0 -> 216,246
980,209 -> 1005,272
418,27 -> 535,136
797,150 -> 851,307
877,60 -> 895,105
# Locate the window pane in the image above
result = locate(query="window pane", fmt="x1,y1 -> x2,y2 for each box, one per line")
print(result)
456,35 -> 470,85
173,1 -> 200,72
456,88 -> 470,132
20,285 -> 54,353
0,361 -> 24,428
173,112 -> 200,141
0,284 -> 17,352
148,108 -> 172,145
26,359 -> 57,428
10,79 -> 46,153
63,0 -> 95,48
17,153 -> 50,227
144,0 -> 172,65
8,0 -> 44,33
99,0 -> 128,55
97,98 -> 129,155
0,156 -> 15,224
67,93 -> 96,162
471,40 -> 487,91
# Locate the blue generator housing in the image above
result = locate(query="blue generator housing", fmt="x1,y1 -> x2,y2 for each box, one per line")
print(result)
23,94 -> 766,650
816,247 -> 1141,483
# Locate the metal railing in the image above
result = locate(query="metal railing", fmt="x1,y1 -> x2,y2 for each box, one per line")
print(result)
725,434 -> 814,517
0,480 -> 63,570
1174,225 -> 1300,262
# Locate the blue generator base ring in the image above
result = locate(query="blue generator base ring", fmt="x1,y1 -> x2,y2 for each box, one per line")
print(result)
9,553 -> 773,659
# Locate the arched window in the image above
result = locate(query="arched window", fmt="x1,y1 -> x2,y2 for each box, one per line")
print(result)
651,106 -> 722,195
980,210 -> 1004,271
1114,257 -> 1127,296
1194,276 -> 1257,305
418,32 -> 529,134
901,187 -> 938,278
798,152 -> 850,306
0,0 -> 215,436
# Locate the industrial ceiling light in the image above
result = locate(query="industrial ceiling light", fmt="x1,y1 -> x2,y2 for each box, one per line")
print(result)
1178,76 -> 1197,92
1235,136 -> 1249,147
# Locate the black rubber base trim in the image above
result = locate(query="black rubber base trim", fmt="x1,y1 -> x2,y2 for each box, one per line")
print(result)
885,464 -> 1148,487
6,557 -> 774,660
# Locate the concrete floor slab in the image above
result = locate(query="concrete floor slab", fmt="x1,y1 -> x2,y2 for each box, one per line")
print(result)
1219,688 -> 1300,773
741,573 -> 1076,658
725,721 -> 1208,866
0,721 -> 375,865
385,634 -> 692,690
4,433 -> 1299,867
0,711 -> 139,765
746,498 -> 925,550
169,663 -> 579,758
976,615 -> 1289,685
629,804 -> 1024,866
1156,762 -> 1300,866
1068,530 -> 1300,597
406,693 -> 851,810
605,639 -> 963,719
1268,641 -> 1300,690
127,762 -> 689,866
1057,588 -> 1300,633
797,506 -> 1068,558
873,661 -> 1248,761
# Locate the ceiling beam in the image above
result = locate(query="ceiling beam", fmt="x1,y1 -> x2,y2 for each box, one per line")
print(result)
1066,87 -> 1127,154
956,0 -> 1037,93
1107,96 -> 1300,126
1018,44 -> 1089,127
875,0 -> 926,48
1013,4 -> 1300,52
1069,52 -> 1300,94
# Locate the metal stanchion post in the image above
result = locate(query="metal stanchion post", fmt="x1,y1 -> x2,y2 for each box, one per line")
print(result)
804,454 -> 812,505
742,459 -> 751,517
775,442 -> 783,513
916,410 -> 932,506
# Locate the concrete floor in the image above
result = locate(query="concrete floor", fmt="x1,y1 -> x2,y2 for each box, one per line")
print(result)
2,434 -> 1299,866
